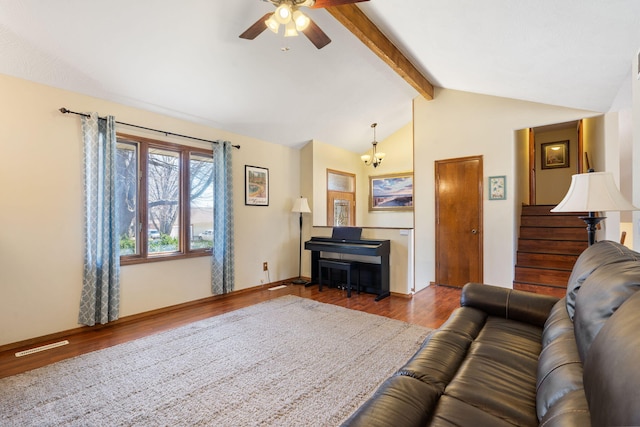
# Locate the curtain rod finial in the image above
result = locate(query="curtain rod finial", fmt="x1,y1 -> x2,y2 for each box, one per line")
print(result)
59,107 -> 69,114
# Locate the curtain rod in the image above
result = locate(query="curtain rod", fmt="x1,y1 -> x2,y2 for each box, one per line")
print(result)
59,107 -> 240,149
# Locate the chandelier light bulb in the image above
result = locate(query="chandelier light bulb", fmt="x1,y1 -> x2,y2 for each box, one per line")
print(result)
293,10 -> 310,31
265,14 -> 280,34
284,20 -> 298,37
274,4 -> 292,24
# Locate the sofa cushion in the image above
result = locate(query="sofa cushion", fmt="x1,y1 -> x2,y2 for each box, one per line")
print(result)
340,375 -> 440,427
536,335 -> 584,420
573,260 -> 640,361
537,297 -> 589,422
541,298 -> 572,347
565,240 -> 640,320
442,317 -> 542,426
430,395 -> 518,427
398,308 -> 483,388
538,389 -> 591,427
583,290 -> 640,426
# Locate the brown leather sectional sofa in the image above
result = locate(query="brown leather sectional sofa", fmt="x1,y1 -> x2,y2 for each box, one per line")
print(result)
342,240 -> 640,426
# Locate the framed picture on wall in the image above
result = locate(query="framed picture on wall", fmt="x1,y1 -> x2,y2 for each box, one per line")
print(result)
541,140 -> 570,169
489,175 -> 506,200
245,165 -> 269,206
369,172 -> 414,211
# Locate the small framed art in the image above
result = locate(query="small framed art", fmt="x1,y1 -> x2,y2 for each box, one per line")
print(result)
245,165 -> 269,206
489,175 -> 506,200
541,140 -> 569,169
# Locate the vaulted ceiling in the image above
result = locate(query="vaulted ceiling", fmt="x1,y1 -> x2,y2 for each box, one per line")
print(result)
1,1 -> 639,153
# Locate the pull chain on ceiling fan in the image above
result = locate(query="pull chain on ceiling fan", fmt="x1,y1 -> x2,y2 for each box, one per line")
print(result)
239,0 -> 369,49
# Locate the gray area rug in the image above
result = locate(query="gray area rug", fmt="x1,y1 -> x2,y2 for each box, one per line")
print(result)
0,295 -> 431,426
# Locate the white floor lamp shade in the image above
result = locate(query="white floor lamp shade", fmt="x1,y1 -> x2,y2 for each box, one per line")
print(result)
551,172 -> 637,245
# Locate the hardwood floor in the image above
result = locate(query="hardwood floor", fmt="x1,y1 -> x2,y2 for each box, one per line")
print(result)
0,283 -> 462,380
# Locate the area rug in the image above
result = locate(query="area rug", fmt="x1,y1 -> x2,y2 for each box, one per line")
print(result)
0,295 -> 432,426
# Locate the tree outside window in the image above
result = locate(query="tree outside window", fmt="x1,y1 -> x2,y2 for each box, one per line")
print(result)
116,135 -> 213,264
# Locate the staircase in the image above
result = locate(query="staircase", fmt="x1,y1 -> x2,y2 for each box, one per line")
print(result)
514,205 -> 588,298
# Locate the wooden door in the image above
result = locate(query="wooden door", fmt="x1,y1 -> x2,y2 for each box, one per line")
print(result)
327,191 -> 355,226
435,156 -> 483,287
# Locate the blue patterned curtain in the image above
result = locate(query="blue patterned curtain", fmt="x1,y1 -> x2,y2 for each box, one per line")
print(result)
212,141 -> 234,294
78,113 -> 120,326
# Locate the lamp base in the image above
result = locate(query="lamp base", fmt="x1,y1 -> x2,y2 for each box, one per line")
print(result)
291,277 -> 310,285
578,214 -> 606,246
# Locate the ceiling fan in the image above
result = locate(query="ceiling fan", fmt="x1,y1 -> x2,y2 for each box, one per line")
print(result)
239,0 -> 369,49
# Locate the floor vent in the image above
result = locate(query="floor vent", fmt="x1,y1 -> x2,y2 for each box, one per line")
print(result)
15,340 -> 70,357
268,285 -> 287,291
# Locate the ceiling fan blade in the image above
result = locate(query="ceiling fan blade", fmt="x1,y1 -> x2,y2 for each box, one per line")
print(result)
239,13 -> 272,40
302,18 -> 332,49
310,0 -> 369,9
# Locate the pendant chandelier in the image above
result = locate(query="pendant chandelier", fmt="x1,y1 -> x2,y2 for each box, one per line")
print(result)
361,123 -> 386,168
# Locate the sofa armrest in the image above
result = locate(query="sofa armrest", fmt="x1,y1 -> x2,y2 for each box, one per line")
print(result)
460,283 -> 560,327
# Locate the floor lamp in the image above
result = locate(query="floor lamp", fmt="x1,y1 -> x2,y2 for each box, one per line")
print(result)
551,171 -> 637,246
291,197 -> 311,284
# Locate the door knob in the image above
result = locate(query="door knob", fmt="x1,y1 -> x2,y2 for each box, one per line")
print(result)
471,229 -> 477,234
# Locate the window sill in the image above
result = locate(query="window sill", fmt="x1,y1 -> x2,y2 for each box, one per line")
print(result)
120,250 -> 211,266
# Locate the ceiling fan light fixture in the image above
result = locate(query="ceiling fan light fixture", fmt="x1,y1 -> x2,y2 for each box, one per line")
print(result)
293,10 -> 310,31
274,4 -> 293,24
284,20 -> 298,37
265,14 -> 280,34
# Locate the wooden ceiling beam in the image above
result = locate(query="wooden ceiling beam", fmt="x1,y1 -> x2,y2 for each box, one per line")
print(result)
326,4 -> 434,100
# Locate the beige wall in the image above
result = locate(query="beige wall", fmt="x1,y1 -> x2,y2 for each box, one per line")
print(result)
535,127 -> 577,205
631,50 -> 640,249
310,140 -> 360,226
303,127 -> 414,293
362,122 -> 414,228
0,74 -> 302,346
309,123 -> 414,229
413,88 -> 597,291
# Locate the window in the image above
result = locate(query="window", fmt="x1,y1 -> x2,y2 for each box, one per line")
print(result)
116,134 -> 213,264
326,169 -> 356,226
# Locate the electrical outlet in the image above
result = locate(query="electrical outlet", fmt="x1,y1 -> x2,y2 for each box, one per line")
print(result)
263,262 -> 268,271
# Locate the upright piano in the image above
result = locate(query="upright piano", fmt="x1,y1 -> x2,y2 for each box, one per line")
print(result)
304,234 -> 391,301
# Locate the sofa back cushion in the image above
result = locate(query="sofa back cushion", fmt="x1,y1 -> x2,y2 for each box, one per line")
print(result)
573,260 -> 640,361
583,290 -> 640,426
537,299 -> 588,423
565,241 -> 640,320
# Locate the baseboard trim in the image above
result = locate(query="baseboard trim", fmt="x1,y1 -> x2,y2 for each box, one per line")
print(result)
0,278 -> 298,354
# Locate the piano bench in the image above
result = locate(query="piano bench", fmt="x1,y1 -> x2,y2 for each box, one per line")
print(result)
318,259 -> 360,297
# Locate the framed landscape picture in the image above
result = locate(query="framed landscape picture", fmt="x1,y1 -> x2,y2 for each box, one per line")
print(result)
245,165 -> 269,206
369,172 -> 414,211
541,140 -> 569,169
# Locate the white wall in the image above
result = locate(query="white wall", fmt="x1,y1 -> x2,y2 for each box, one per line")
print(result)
0,74 -> 302,346
413,88 -> 597,291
